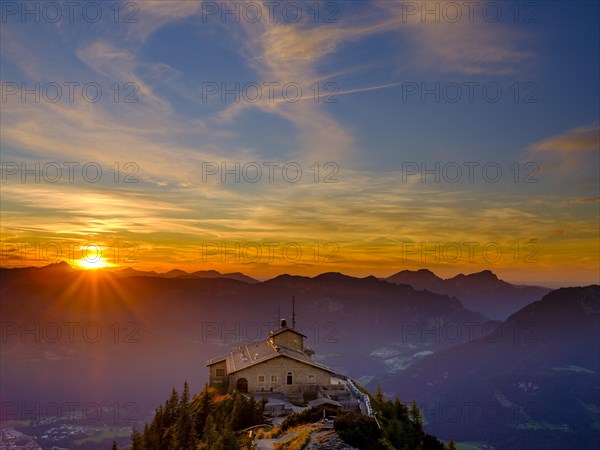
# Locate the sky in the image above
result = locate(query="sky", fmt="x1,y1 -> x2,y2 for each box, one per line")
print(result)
0,0 -> 598,287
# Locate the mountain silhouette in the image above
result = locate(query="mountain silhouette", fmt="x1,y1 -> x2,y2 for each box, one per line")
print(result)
370,285 -> 600,450
105,266 -> 259,283
387,269 -> 551,319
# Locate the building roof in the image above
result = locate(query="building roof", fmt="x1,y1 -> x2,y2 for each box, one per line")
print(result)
206,338 -> 333,375
308,398 -> 343,409
270,324 -> 307,339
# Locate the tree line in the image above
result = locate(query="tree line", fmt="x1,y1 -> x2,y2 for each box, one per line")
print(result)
112,382 -> 457,449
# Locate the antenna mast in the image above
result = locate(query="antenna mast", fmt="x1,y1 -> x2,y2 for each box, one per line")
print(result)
291,296 -> 296,329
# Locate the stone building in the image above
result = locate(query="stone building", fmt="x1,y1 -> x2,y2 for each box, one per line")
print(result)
207,318 -> 335,394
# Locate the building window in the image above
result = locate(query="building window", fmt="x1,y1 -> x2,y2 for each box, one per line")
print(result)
287,372 -> 293,385
271,375 -> 278,382
308,374 -> 315,383
258,375 -> 265,383
216,369 -> 225,377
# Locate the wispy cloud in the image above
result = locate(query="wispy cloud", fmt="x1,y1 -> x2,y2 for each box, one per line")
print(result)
374,1 -> 534,75
526,123 -> 600,177
530,123 -> 599,153
126,1 -> 205,42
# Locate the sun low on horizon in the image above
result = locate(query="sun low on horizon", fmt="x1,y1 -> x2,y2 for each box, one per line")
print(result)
74,257 -> 113,270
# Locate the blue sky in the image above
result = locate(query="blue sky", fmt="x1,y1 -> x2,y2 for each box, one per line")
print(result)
1,1 -> 598,286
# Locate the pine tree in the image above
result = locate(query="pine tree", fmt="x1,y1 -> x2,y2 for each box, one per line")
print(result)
165,387 -> 180,427
192,383 -> 212,439
220,426 -> 239,450
229,391 -> 244,430
145,412 -> 164,449
447,439 -> 457,450
410,400 -> 423,431
130,426 -> 144,450
177,381 -> 197,449
182,381 -> 190,405
128,383 -> 445,450
385,417 -> 403,448
201,415 -> 222,449
394,397 -> 409,420
375,384 -> 385,404
248,394 -> 259,424
111,441 -> 120,450
142,423 -> 156,450
409,400 -> 424,449
166,429 -> 180,450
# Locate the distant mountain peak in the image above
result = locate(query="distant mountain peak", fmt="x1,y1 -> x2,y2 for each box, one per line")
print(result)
165,269 -> 188,276
390,268 -> 441,278
448,269 -> 501,283
469,269 -> 498,280
191,270 -> 221,276
44,261 -> 73,271
220,272 -> 260,284
415,268 -> 436,274
386,268 -> 550,320
313,272 -> 349,281
386,269 -> 444,288
266,273 -> 309,283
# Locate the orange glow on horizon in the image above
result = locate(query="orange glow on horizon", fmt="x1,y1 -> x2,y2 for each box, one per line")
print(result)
75,257 -> 113,270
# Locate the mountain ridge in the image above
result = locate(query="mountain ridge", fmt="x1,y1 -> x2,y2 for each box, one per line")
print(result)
0,264 -> 551,319
369,284 -> 600,450
386,268 -> 551,319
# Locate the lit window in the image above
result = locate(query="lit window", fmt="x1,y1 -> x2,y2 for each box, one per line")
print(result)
258,375 -> 265,383
271,375 -> 278,382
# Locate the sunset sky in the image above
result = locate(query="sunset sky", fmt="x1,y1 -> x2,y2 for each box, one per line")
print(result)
1,0 -> 598,286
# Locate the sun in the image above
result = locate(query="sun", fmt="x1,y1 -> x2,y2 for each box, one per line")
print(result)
75,257 -> 112,270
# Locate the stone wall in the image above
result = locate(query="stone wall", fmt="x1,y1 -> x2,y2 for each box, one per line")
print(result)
208,360 -> 227,386
228,355 -> 331,393
271,329 -> 304,352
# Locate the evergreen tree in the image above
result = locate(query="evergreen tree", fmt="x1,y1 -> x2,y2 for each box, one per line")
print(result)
229,392 -> 245,430
177,381 -> 197,449
394,397 -> 409,419
192,384 -> 212,439
200,415 -> 221,449
132,382 -> 444,450
111,441 -> 120,450
220,426 -> 239,450
385,417 -> 403,448
410,400 -> 424,432
334,411 -> 382,450
409,400 -> 424,449
376,384 -> 385,404
165,387 -> 180,427
130,426 -> 144,450
447,439 -> 457,450
166,430 -> 180,450
142,423 -> 156,450
248,394 -> 259,424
